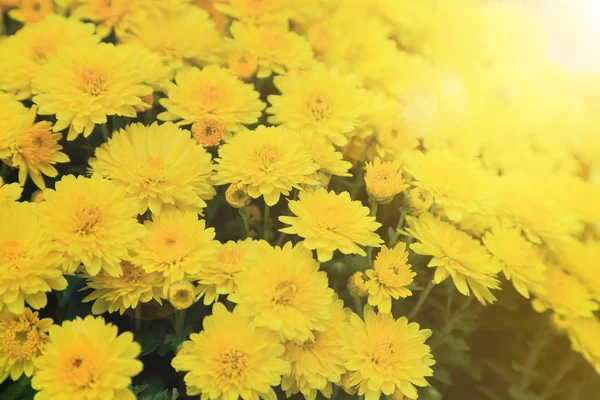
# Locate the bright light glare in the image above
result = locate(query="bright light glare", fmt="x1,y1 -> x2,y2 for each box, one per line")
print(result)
542,0 -> 600,72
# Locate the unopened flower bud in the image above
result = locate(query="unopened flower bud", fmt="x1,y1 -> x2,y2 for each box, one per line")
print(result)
225,182 -> 251,209
365,158 -> 409,204
30,189 -> 45,203
407,187 -> 434,212
192,119 -> 225,147
228,50 -> 258,80
348,272 -> 368,297
168,280 -> 195,310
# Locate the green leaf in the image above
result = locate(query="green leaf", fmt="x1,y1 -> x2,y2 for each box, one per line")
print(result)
433,367 -> 453,385
164,324 -> 193,350
137,325 -> 167,356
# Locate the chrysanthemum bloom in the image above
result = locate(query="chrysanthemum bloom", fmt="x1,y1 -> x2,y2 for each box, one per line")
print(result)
303,134 -> 352,181
365,243 -> 415,313
228,50 -> 258,79
120,7 -> 222,69
32,42 -> 160,140
556,239 -> 600,300
89,122 -> 215,215
158,65 -> 265,133
344,307 -> 435,400
281,299 -> 349,400
0,178 -> 22,206
82,261 -> 165,315
194,239 -> 266,305
365,158 -> 409,204
224,183 -> 251,209
562,316 -> 600,374
7,0 -> 53,24
135,210 -> 218,289
172,303 -> 290,399
213,126 -> 319,206
228,22 -> 313,78
191,119 -> 226,147
348,272 -> 368,297
32,316 -> 143,400
279,189 -> 383,262
168,280 -> 195,310
267,64 -> 365,146
403,150 -> 499,222
214,0 -> 294,23
8,106 -> 69,189
406,213 -> 502,305
229,242 -> 334,342
0,15 -> 99,99
0,92 -> 28,159
532,267 -> 599,317
0,203 -> 66,313
482,225 -> 546,298
407,187 -> 434,212
0,307 -> 52,383
41,174 -> 144,276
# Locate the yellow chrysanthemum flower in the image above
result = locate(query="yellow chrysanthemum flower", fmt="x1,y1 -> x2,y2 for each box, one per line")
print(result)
279,189 -> 383,262
365,243 -> 415,314
562,316 -> 600,374
0,178 -> 22,206
0,92 -> 29,159
0,202 -> 66,313
194,239 -> 266,305
172,303 -> 291,399
0,14 -> 99,99
7,0 -> 53,24
135,210 -> 218,289
121,7 -> 222,69
406,213 -> 502,305
8,105 -> 69,189
556,239 -> 600,300
482,224 -> 547,298
228,21 -> 313,78
89,122 -> 215,215
365,158 -> 409,204
281,298 -> 349,400
82,261 -> 165,315
158,65 -> 265,132
267,64 -> 365,146
41,174 -> 145,276
229,242 -> 335,342
0,307 -> 52,383
407,187 -> 434,212
168,280 -> 196,310
32,43 -> 160,140
344,307 -> 435,400
403,150 -> 499,222
224,182 -> 251,209
214,0 -> 294,23
32,316 -> 143,400
214,126 -> 319,206
532,266 -> 599,317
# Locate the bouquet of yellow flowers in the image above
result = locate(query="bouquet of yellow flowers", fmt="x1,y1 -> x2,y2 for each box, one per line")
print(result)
0,0 -> 599,399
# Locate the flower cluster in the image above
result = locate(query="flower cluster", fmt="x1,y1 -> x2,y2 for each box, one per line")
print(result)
0,0 -> 599,399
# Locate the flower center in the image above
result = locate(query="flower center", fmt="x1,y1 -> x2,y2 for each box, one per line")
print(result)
173,289 -> 190,303
217,348 -> 248,381
241,0 -> 274,16
254,144 -> 281,170
370,341 -> 398,367
146,156 -> 165,171
273,280 -> 297,305
217,249 -> 243,265
120,261 -> 144,283
18,123 -> 56,164
192,119 -> 225,147
75,206 -> 102,235
22,0 -> 52,23
196,84 -> 226,110
0,240 -> 23,265
68,356 -> 97,388
80,69 -> 107,96
263,30 -> 289,50
306,92 -> 333,122
4,322 -> 43,360
94,0 -> 128,22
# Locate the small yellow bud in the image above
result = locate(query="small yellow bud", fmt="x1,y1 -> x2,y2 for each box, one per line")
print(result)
228,50 -> 258,80
245,204 -> 262,223
225,182 -> 251,209
392,390 -> 414,400
348,272 -> 368,297
407,187 -> 434,212
192,119 -> 226,147
365,157 -> 409,204
339,372 -> 357,395
168,280 -> 195,310
30,189 -> 45,203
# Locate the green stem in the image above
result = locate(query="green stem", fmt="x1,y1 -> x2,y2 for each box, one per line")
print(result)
353,294 -> 364,318
100,123 -> 110,142
263,203 -> 271,242
540,353 -> 578,400
389,208 -> 407,246
431,295 -> 474,350
407,281 -> 434,320
331,384 -> 340,400
239,208 -> 250,238
174,309 -> 187,336
134,306 -> 142,331
516,323 -> 552,395
275,231 -> 287,247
